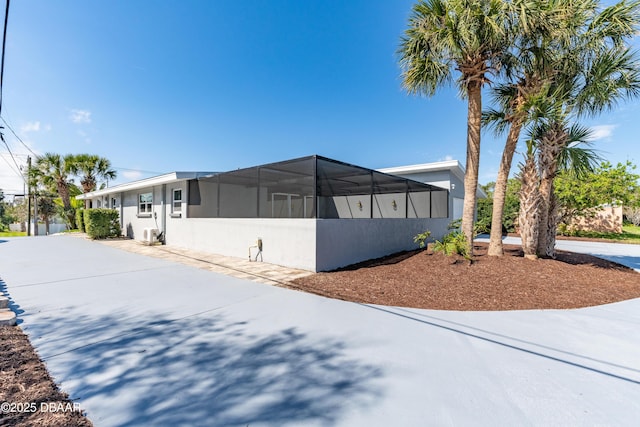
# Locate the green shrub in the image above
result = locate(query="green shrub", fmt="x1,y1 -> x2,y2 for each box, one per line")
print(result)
432,230 -> 471,260
76,209 -> 86,233
413,230 -> 431,249
85,209 -> 121,239
475,198 -> 492,234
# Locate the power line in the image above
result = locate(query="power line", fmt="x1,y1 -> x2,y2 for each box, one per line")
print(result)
1,116 -> 38,157
1,134 -> 23,180
0,0 -> 9,118
0,146 -> 21,176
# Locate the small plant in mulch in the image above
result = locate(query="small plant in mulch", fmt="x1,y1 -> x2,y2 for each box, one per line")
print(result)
413,230 -> 431,249
433,230 -> 472,261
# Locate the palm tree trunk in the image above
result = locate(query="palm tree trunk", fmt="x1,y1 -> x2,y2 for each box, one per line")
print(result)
57,181 -> 71,210
461,81 -> 482,256
536,128 -> 565,256
488,118 -> 523,256
56,180 -> 76,229
518,151 -> 540,259
544,187 -> 560,257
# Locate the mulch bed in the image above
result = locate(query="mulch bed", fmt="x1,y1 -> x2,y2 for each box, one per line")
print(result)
0,326 -> 92,427
291,242 -> 640,311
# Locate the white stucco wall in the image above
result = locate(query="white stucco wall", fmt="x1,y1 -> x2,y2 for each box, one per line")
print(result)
165,218 -> 317,271
315,218 -> 451,271
82,180 -> 452,272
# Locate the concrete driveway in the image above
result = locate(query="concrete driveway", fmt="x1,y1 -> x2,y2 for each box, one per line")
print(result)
1,235 -> 640,426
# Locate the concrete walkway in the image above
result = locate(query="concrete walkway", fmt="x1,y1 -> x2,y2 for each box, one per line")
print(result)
1,235 -> 640,426
91,235 -> 313,286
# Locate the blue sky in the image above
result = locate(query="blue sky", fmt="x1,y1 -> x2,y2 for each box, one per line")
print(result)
1,0 -> 639,197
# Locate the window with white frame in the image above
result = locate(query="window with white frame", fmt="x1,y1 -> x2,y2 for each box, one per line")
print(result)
172,189 -> 182,213
139,192 -> 152,214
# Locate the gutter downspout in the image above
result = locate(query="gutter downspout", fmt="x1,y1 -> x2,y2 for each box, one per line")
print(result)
120,192 -> 124,235
161,184 -> 167,244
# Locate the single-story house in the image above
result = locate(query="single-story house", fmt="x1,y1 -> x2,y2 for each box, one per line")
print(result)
77,155 -> 481,271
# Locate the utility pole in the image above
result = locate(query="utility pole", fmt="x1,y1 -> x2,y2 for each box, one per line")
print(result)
33,187 -> 38,236
26,155 -> 31,236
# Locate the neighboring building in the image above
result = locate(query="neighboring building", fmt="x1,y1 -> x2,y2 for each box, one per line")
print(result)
566,205 -> 623,234
77,155 -> 476,272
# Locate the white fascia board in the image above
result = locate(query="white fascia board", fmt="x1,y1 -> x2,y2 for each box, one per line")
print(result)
378,160 -> 465,182
76,172 -> 215,200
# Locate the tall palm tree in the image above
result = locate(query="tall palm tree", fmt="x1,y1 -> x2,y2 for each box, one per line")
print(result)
32,153 -> 77,228
70,154 -> 117,193
485,0 -> 640,256
399,0 -> 511,254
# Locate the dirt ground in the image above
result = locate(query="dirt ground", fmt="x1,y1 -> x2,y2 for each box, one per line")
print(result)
1,241 -> 639,426
291,242 -> 640,311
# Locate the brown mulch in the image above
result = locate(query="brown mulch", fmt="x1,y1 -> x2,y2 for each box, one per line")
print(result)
291,242 -> 640,311
0,326 -> 93,427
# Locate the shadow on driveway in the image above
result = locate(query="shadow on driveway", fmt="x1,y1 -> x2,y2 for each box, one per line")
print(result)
42,311 -> 384,426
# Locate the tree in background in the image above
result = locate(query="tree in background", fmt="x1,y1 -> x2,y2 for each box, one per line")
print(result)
555,160 -> 640,228
475,179 -> 520,235
399,0 -> 512,255
31,153 -> 77,229
37,194 -> 57,235
70,154 -> 117,193
0,190 -> 9,231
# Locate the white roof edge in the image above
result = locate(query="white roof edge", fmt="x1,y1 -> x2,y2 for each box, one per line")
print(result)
378,159 -> 465,176
378,160 -> 487,199
378,160 -> 465,183
76,171 -> 215,200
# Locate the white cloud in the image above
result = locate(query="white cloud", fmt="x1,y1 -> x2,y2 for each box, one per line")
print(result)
123,170 -> 143,180
20,121 -> 40,133
438,154 -> 454,162
70,109 -> 92,124
589,125 -> 616,141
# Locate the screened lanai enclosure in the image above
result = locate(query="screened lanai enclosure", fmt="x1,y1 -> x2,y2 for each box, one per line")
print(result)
187,155 -> 449,219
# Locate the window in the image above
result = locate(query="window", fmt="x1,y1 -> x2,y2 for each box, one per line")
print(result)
139,192 -> 152,214
172,189 -> 182,213
111,198 -> 117,209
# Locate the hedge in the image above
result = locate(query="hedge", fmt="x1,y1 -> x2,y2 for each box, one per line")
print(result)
84,209 -> 121,239
76,209 -> 86,233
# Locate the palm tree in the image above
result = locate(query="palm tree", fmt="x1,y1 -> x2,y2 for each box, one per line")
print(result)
70,154 -> 117,193
533,119 -> 600,256
32,153 -> 77,228
485,0 -> 640,256
518,123 -> 600,258
399,0 -> 511,254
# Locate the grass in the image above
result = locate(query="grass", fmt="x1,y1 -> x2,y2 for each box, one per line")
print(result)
0,231 -> 27,237
559,224 -> 640,244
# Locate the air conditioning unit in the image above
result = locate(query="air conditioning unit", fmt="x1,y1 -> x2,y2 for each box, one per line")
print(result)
142,228 -> 159,245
